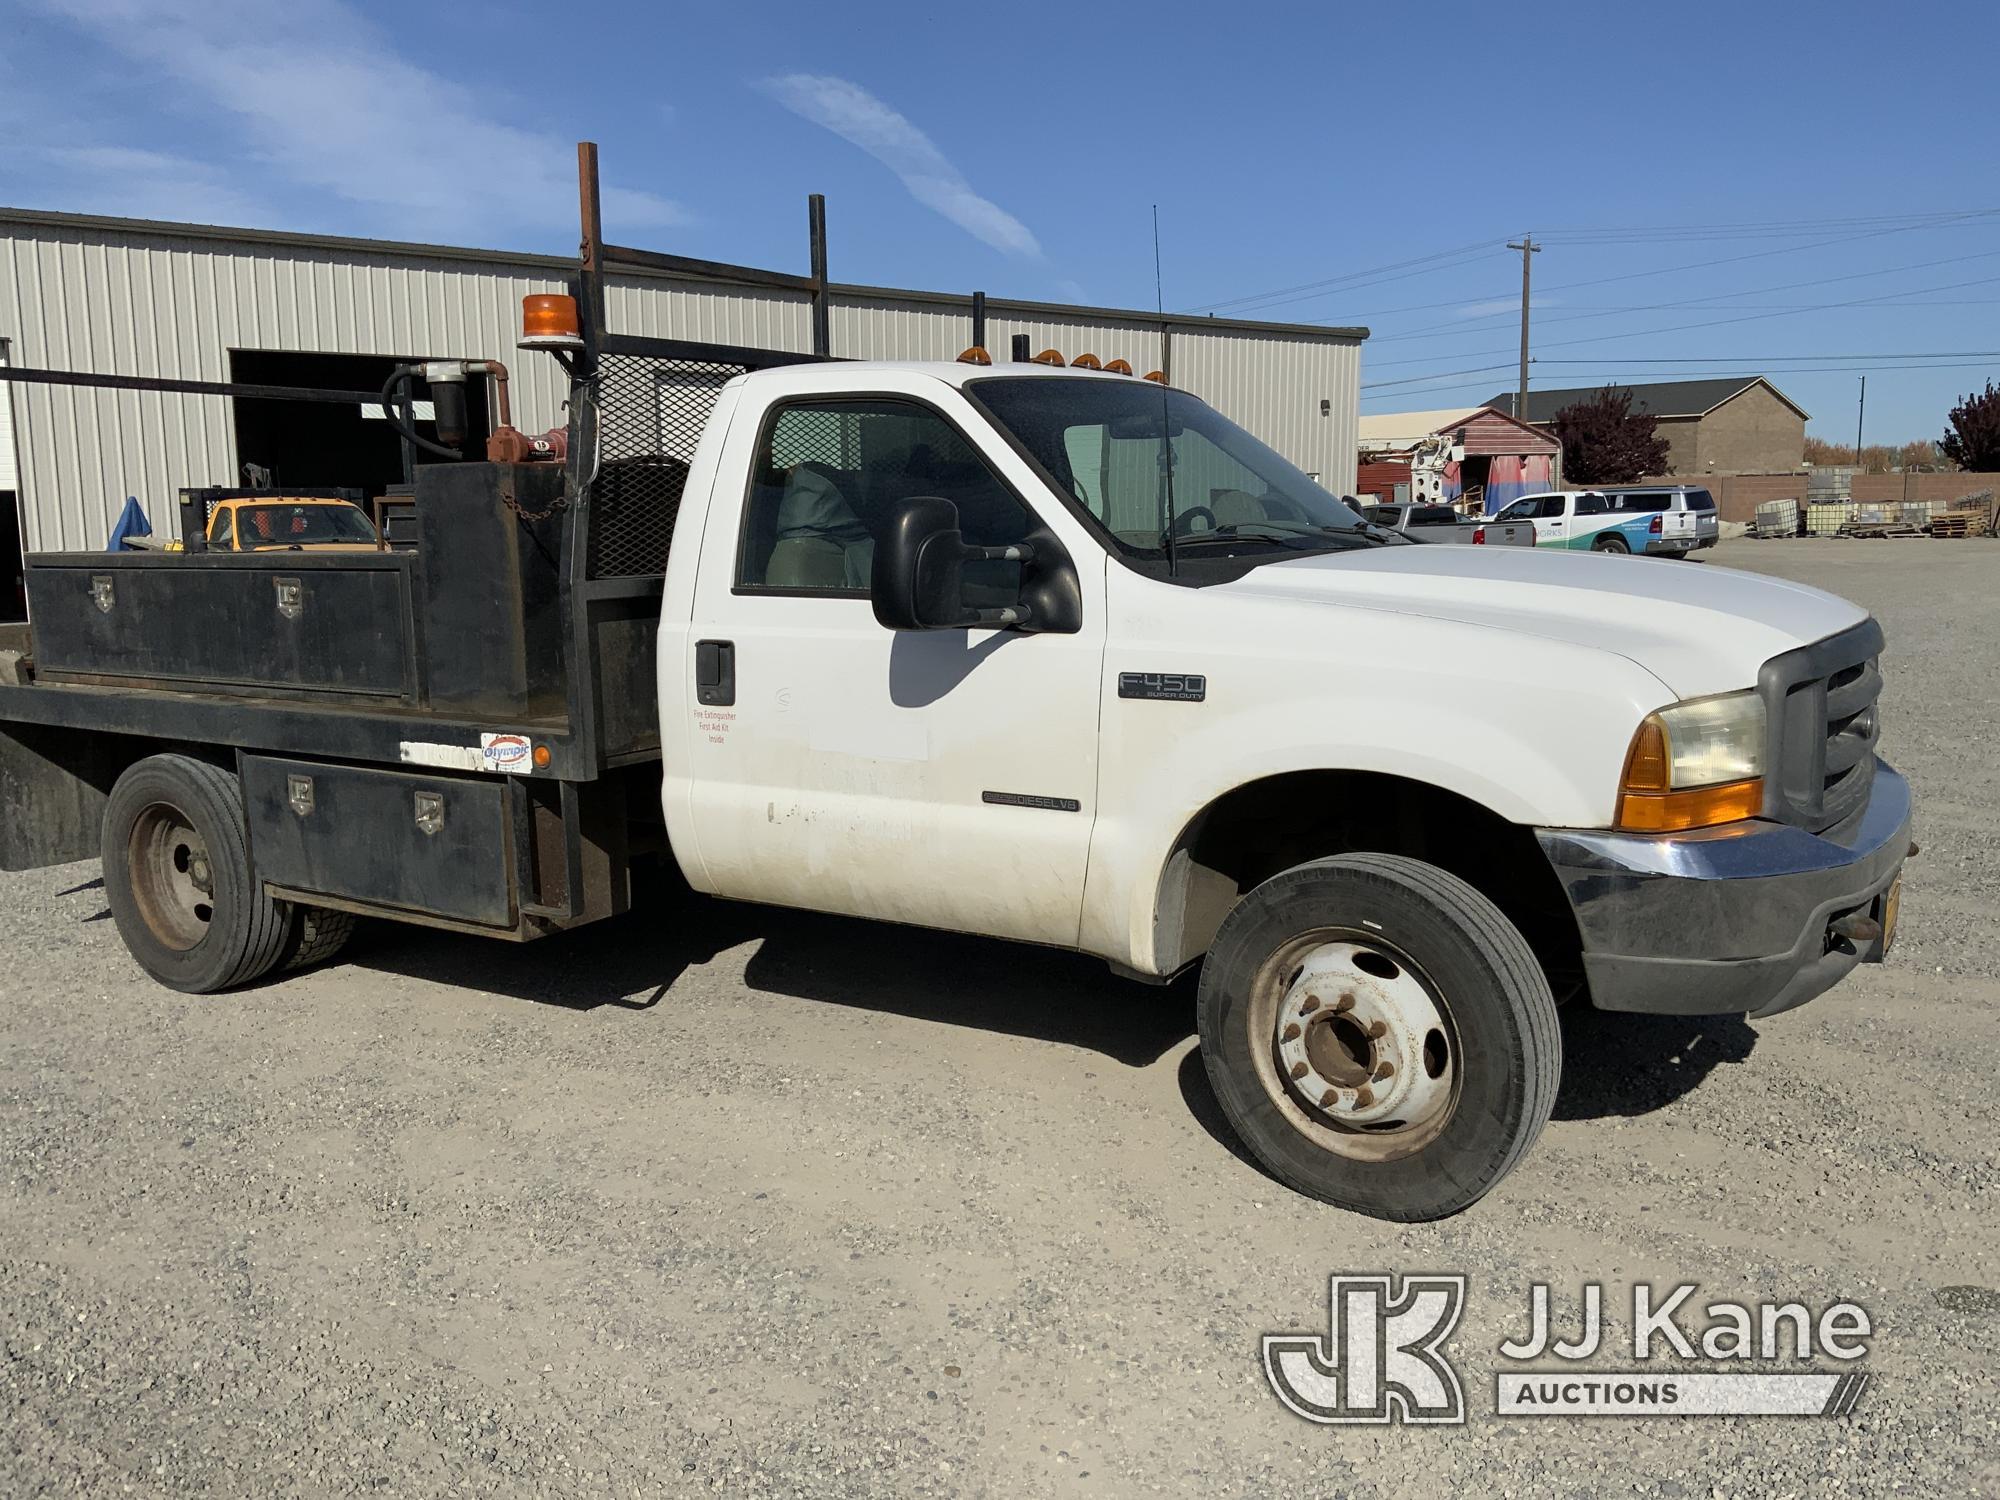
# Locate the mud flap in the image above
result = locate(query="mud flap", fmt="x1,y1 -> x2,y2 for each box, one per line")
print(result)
0,721 -> 120,872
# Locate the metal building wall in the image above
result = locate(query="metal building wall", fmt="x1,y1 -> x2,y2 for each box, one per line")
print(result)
0,218 -> 580,551
0,210 -> 1363,551
1171,325 -> 1360,493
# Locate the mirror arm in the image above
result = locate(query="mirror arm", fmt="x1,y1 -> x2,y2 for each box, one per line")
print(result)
965,604 -> 1031,628
961,542 -> 1035,565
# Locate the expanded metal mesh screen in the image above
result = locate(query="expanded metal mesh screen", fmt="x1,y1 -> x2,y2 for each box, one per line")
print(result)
587,354 -> 745,578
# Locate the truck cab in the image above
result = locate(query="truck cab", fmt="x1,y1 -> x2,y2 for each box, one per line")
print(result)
203,495 -> 381,552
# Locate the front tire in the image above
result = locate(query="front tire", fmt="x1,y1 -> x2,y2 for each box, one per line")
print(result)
101,754 -> 292,993
1196,853 -> 1560,1221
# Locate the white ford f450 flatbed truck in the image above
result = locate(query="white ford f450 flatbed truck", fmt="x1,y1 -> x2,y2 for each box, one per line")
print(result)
0,158 -> 1911,1219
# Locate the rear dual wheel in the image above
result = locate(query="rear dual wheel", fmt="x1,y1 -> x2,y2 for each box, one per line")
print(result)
101,754 -> 352,993
1197,854 -> 1560,1221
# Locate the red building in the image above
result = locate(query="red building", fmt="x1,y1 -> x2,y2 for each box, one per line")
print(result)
1356,406 -> 1562,514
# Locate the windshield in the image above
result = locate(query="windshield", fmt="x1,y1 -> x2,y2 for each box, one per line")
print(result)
967,377 -> 1373,562
233,503 -> 378,546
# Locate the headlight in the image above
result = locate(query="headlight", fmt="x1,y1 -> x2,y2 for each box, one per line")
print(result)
1616,690 -> 1765,832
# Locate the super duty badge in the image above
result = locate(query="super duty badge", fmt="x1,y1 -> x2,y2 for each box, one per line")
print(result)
1119,672 -> 1206,702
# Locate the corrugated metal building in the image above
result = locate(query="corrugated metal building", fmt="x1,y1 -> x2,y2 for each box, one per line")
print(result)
0,207 -> 1364,553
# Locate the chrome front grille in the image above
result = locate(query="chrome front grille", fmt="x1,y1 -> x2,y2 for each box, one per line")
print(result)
1758,619 -> 1884,833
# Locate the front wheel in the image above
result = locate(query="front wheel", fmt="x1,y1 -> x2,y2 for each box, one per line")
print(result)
1196,853 -> 1560,1221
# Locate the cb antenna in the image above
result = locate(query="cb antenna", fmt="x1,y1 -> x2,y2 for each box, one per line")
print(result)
1154,204 -> 1178,578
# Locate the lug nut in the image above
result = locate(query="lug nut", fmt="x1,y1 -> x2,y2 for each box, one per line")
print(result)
1300,995 -> 1321,1014
1281,1023 -> 1301,1041
1290,1061 -> 1308,1081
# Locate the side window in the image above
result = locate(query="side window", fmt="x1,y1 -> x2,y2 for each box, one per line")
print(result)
1496,499 -> 1537,522
737,398 -> 1037,597
1574,494 -> 1608,516
1538,496 -> 1567,519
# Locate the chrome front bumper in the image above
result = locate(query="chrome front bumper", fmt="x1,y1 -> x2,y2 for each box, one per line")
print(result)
1535,760 -> 1912,1018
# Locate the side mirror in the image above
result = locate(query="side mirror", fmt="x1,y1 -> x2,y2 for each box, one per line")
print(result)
871,496 -> 1035,632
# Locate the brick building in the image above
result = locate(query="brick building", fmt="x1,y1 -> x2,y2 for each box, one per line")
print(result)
1485,377 -> 1809,475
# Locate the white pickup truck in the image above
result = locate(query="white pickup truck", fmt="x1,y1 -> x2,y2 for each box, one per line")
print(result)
0,311 -> 1912,1225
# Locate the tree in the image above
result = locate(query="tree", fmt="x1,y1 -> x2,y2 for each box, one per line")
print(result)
1940,381 -> 2000,471
1803,435 -> 1950,472
1549,388 -> 1672,485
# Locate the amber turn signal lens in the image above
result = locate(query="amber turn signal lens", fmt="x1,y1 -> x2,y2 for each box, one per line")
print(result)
532,744 -> 552,770
1616,778 -> 1763,832
1621,716 -> 1671,793
521,293 -> 582,340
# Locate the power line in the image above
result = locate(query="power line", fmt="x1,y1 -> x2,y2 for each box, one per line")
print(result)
1176,239 -> 1504,316
1368,247 -> 2000,345
1198,207 -> 2000,322
1358,360 -> 2000,404
1361,271 -> 2000,371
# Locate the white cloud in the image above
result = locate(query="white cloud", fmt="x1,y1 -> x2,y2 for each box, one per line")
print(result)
760,74 -> 1040,259
24,145 -> 272,225
26,0 -> 691,239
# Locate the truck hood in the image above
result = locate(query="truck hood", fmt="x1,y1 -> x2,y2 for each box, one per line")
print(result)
1219,544 -> 1868,699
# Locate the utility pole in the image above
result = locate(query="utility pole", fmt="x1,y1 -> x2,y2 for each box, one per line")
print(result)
1507,236 -> 1540,422
1854,375 -> 1867,467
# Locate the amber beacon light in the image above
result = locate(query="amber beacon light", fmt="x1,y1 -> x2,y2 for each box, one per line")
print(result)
519,294 -> 585,351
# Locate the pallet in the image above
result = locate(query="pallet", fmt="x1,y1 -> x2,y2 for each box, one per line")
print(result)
1836,523 -> 1924,539
1928,513 -> 1988,539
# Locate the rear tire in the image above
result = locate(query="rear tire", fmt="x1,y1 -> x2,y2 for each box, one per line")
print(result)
101,754 -> 291,993
278,906 -> 356,972
1196,853 -> 1560,1221
1592,534 -> 1630,554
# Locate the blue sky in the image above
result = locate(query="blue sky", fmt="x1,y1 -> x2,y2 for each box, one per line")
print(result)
2,0 -> 1994,444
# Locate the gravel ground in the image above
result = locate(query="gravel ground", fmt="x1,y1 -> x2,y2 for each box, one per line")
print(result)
3,538 -> 1997,1498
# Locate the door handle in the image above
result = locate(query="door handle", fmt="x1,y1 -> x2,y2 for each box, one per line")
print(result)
695,640 -> 735,706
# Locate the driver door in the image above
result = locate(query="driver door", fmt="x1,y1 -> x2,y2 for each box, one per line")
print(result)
675,389 -> 1107,947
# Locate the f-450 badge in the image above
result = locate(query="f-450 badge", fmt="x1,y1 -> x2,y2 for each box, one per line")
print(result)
1118,671 -> 1206,702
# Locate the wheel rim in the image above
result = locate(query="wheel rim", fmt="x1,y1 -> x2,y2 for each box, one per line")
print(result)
1246,930 -> 1460,1162
127,802 -> 216,951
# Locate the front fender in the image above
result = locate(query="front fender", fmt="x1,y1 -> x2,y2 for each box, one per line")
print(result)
1077,592 -> 1676,973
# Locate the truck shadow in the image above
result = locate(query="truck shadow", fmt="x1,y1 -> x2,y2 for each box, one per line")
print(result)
347,891 -> 1754,1104
347,888 -> 1196,1067
1549,1006 -> 1759,1120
